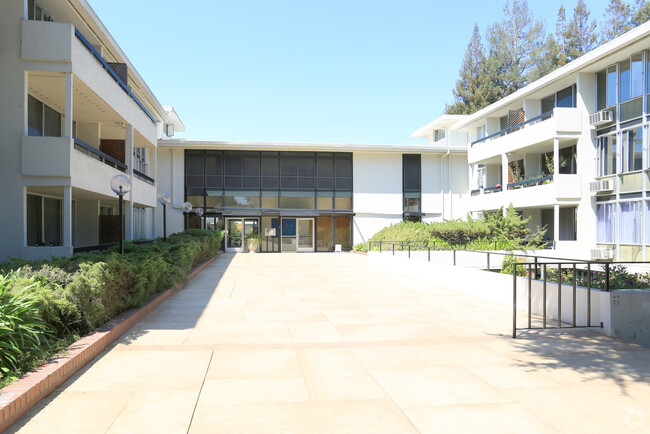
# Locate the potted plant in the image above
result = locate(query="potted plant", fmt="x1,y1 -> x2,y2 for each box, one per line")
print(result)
246,230 -> 262,253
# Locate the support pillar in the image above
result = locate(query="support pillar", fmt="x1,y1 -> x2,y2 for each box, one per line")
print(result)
63,186 -> 72,247
64,73 -> 73,138
553,138 -> 560,175
553,204 -> 560,247
125,124 -> 134,241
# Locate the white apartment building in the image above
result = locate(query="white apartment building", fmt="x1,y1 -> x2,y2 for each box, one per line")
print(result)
435,22 -> 650,261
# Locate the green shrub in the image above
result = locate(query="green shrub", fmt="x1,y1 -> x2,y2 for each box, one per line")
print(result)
353,242 -> 369,252
429,220 -> 490,243
500,253 -> 529,276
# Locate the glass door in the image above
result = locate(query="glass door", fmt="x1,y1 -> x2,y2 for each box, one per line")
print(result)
225,218 -> 259,252
297,218 -> 314,252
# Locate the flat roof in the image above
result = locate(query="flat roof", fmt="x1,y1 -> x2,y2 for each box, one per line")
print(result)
411,115 -> 468,138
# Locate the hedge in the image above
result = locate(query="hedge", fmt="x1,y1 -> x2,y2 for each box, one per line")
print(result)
0,229 -> 223,384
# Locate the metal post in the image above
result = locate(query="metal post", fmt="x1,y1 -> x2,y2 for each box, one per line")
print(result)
572,264 -> 577,327
162,203 -> 167,241
408,244 -> 411,258
119,194 -> 124,254
428,247 -> 430,262
185,213 -> 188,234
587,263 -> 592,327
605,263 -> 610,292
513,263 -> 517,339
487,252 -> 490,271
392,242 -> 395,256
528,263 -> 533,329
379,241 -> 382,253
453,249 -> 456,266
534,256 -> 538,279
557,263 -> 562,328
543,263 -> 547,328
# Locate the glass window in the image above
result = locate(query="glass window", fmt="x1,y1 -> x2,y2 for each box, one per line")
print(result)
403,192 -> 420,212
261,191 -> 278,208
596,203 -> 615,243
631,53 -> 643,98
620,201 -> 641,244
26,194 -> 42,246
279,191 -> 314,209
316,217 -> 333,251
316,191 -> 333,210
607,65 -> 617,107
334,191 -> 352,210
646,202 -> 650,244
335,153 -> 352,190
224,190 -> 260,208
280,153 -> 298,176
620,97 -> 643,121
597,70 -> 607,110
261,152 -> 279,175
205,151 -> 223,176
205,190 -> 223,208
297,153 -> 315,177
476,125 -> 485,140
434,129 -> 446,141
186,187 -> 204,208
620,59 -> 631,102
556,86 -> 574,108
403,154 -> 421,191
28,95 -> 43,136
186,150 -> 204,182
541,95 -> 555,114
625,127 -> 643,172
334,216 -> 351,250
43,104 -> 61,137
225,152 -> 243,176
43,197 -> 62,245
598,135 -> 617,176
499,115 -> 508,131
243,153 -> 260,176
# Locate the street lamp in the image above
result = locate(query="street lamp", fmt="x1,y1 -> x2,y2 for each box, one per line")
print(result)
194,207 -> 204,230
110,174 -> 132,254
157,192 -> 171,241
182,201 -> 192,233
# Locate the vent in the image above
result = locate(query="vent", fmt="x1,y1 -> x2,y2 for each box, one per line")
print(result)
590,248 -> 614,260
589,180 -> 614,193
589,110 -> 613,126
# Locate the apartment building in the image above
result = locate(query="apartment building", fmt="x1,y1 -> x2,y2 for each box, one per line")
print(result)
437,22 -> 650,261
0,0 -> 183,260
155,137 -> 468,253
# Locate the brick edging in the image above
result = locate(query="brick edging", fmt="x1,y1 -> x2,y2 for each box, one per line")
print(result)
350,250 -> 368,256
0,251 -> 223,432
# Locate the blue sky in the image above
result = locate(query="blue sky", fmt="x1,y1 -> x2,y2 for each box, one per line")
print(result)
89,0 -> 611,144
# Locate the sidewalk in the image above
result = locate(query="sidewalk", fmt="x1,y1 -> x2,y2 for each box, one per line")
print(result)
9,252 -> 650,433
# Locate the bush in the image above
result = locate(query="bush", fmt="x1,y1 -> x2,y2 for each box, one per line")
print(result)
429,220 -> 490,243
353,242 -> 369,252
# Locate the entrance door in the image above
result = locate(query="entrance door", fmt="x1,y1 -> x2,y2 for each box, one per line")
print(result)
225,218 -> 259,252
297,218 -> 314,252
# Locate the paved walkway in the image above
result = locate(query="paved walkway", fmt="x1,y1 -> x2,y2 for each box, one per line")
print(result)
10,253 -> 650,433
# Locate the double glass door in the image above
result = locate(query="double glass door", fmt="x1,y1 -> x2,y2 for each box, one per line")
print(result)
281,218 -> 314,252
225,218 -> 259,252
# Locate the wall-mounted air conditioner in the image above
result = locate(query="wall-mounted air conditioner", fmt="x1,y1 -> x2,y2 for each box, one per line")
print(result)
590,248 -> 614,260
589,180 -> 614,193
589,110 -> 614,126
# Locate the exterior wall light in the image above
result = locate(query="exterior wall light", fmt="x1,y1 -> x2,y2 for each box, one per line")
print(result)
110,174 -> 132,254
182,201 -> 192,233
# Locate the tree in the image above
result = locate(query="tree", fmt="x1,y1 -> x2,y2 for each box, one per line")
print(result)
445,24 -> 495,115
631,0 -> 650,25
601,0 -> 633,43
563,0 -> 598,61
486,0 -> 546,97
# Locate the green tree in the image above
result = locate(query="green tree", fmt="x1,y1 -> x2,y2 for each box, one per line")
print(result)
483,205 -> 546,246
486,0 -> 546,97
631,0 -> 650,25
564,0 -> 598,61
445,24 -> 495,115
601,0 -> 633,43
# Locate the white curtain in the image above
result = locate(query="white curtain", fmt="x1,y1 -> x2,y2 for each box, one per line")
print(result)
620,201 -> 641,244
596,203 -> 614,243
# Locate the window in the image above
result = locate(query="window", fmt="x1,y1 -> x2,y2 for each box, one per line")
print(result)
26,194 -> 61,246
133,207 -> 146,239
403,154 -> 421,214
540,85 -> 575,114
28,0 -> 53,21
597,70 -> 607,110
334,191 -> 352,210
620,59 -> 631,102
596,203 -> 615,243
434,129 -> 446,141
28,95 -> 61,137
631,53 -> 643,98
623,127 -> 643,172
620,201 -> 641,244
224,191 -> 260,208
476,125 -> 485,140
279,191 -> 314,209
597,135 -> 617,176
133,147 -> 147,174
261,191 -> 278,208
316,191 -> 333,210
499,115 -> 508,131
607,65 -> 617,107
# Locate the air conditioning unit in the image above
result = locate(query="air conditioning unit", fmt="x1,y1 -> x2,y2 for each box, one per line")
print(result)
589,180 -> 614,193
589,110 -> 614,126
590,248 -> 614,260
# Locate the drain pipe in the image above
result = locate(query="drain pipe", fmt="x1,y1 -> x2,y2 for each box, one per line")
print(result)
441,149 -> 451,220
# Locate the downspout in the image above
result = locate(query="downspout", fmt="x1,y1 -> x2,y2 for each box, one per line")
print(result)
441,149 -> 451,220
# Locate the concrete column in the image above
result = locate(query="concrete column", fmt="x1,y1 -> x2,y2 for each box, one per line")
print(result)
152,147 -> 157,183
501,153 -> 509,191
64,73 -> 73,138
63,186 -> 72,247
554,204 -> 560,245
553,138 -> 560,175
125,124 -> 134,241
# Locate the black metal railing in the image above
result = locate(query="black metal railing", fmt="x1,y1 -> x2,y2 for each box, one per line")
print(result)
73,137 -> 127,172
74,28 -> 156,123
134,169 -> 154,185
507,175 -> 553,190
483,186 -> 502,193
471,110 -> 554,146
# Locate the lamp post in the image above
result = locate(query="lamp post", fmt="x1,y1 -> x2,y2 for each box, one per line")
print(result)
194,207 -> 204,230
157,192 -> 171,241
110,174 -> 132,254
182,202 -> 192,233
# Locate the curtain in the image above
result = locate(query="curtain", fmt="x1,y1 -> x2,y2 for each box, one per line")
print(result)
620,201 -> 641,244
596,203 -> 614,243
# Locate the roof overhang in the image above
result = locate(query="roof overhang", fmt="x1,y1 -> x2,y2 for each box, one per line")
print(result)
411,115 -> 468,138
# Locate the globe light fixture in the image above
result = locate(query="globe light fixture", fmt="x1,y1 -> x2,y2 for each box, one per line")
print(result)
194,207 -> 204,230
157,192 -> 171,241
110,174 -> 132,254
182,201 -> 193,233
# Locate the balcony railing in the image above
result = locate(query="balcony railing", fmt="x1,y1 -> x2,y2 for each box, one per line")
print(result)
74,28 -> 156,124
73,137 -> 127,172
471,110 -> 554,146
507,175 -> 554,190
134,169 -> 155,185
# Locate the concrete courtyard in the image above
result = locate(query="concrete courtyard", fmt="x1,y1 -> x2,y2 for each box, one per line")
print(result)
9,252 -> 650,433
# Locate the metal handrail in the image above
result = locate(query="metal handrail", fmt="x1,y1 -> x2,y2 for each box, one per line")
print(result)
74,28 -> 156,124
471,110 -> 554,146
507,175 -> 553,189
134,169 -> 155,184
73,137 -> 127,172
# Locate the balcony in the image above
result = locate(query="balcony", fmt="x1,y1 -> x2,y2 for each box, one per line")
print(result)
469,107 -> 582,164
468,174 -> 582,211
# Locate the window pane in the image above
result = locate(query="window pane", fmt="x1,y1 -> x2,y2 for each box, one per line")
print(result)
334,216 -> 351,250
43,104 -> 61,137
224,176 -> 242,188
185,151 -> 204,176
607,65 -> 617,106
261,176 -> 279,189
596,203 -> 614,243
261,152 -> 279,176
403,192 -> 420,212
334,191 -> 352,210
186,188 -> 204,208
316,216 -> 333,252
281,153 -> 298,176
297,153 -> 315,176
261,191 -> 278,208
597,70 -> 607,110
317,153 -> 334,177
541,95 -> 555,113
242,176 -> 260,189
224,152 -> 242,176
206,190 -> 223,208
403,154 -> 421,192
26,194 -> 42,245
556,86 -> 574,108
620,60 -> 631,102
620,201 -> 641,243
279,191 -> 314,209
43,198 -> 61,245
224,190 -> 260,208
628,127 -> 643,172
205,151 -> 223,175
631,53 -> 643,98
297,177 -> 315,189
317,191 -> 333,210
28,95 -> 43,136
600,136 -> 617,175
558,207 -> 576,241
620,97 -> 643,122
335,153 -> 352,177
243,153 -> 260,176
